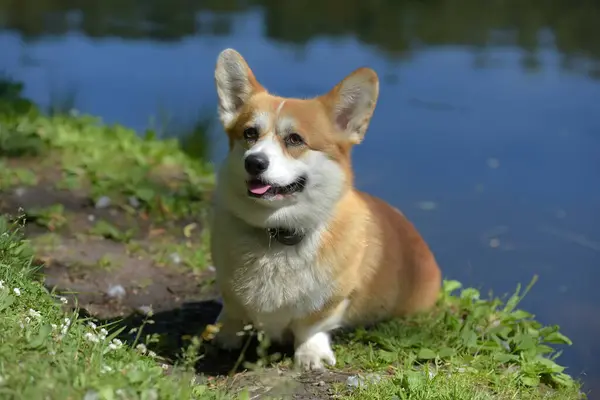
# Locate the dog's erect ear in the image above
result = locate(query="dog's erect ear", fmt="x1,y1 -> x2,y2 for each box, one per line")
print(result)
215,48 -> 265,128
320,67 -> 379,144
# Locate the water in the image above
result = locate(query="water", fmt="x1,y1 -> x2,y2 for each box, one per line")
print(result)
1,0 -> 599,393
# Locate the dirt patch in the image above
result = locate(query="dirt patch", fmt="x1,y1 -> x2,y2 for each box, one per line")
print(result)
40,237 -> 212,318
0,161 -> 216,318
0,161 -> 355,399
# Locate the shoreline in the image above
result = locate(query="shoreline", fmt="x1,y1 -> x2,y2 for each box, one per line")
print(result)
0,80 -> 585,399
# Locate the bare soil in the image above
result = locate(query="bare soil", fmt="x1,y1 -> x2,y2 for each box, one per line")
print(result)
0,164 -> 352,399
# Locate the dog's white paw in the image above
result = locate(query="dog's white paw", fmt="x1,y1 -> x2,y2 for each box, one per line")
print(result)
294,332 -> 336,371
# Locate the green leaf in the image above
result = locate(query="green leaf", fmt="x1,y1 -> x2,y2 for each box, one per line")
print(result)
544,331 -> 573,345
515,334 -> 536,351
378,350 -> 398,363
98,386 -> 115,400
551,373 -> 575,388
0,294 -> 15,313
510,309 -> 533,320
461,329 -> 478,348
536,357 -> 566,373
437,347 -> 456,358
494,353 -> 519,363
135,187 -> 155,203
127,368 -> 146,383
520,375 -> 540,387
417,348 -> 437,360
460,288 -> 480,300
404,370 -> 426,391
26,323 -> 52,349
443,280 -> 462,294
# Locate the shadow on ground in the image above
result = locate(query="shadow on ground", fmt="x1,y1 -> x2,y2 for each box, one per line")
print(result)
86,299 -> 296,376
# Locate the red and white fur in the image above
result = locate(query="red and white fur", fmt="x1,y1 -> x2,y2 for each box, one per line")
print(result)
210,48 -> 441,371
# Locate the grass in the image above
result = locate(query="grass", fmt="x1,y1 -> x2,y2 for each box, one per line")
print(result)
329,279 -> 582,399
0,78 -> 588,399
0,217 -> 224,399
0,77 -> 214,221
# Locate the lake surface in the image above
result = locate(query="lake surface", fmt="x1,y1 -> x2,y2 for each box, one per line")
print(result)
1,0 -> 599,393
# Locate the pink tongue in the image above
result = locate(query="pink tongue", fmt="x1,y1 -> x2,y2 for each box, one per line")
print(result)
248,182 -> 272,195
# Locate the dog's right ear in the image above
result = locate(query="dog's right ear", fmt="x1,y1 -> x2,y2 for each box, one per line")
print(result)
215,49 -> 265,128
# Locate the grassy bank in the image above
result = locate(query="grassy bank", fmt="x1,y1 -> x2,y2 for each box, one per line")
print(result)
0,80 -> 586,399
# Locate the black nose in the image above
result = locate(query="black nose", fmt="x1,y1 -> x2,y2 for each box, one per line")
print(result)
245,153 -> 269,175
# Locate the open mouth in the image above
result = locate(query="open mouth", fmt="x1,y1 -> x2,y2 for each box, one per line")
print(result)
246,175 -> 307,198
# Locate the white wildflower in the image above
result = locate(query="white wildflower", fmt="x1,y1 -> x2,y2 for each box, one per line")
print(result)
59,318 -> 71,336
161,364 -> 169,370
136,343 -> 147,354
24,317 -> 31,324
49,350 -> 56,356
51,324 -> 57,330
88,322 -> 97,330
100,365 -> 113,374
107,338 -> 123,351
84,332 -> 99,343
148,351 -> 157,358
99,328 -> 108,340
28,309 -> 42,319
13,288 -> 21,296
60,297 -> 68,304
0,280 -> 4,289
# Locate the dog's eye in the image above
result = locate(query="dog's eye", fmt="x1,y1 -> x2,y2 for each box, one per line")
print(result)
285,133 -> 304,146
243,127 -> 259,141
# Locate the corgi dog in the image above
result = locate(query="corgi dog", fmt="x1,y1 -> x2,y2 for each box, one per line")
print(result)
210,48 -> 441,371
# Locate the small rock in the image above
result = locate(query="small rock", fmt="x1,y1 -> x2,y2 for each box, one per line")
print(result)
346,373 -> 382,389
169,253 -> 182,265
83,390 -> 99,400
137,305 -> 154,316
95,196 -> 111,209
13,187 -> 27,197
106,284 -> 126,299
128,196 -> 141,208
87,214 -> 95,222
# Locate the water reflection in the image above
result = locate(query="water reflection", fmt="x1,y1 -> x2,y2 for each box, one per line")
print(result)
1,0 -> 600,395
2,0 -> 600,77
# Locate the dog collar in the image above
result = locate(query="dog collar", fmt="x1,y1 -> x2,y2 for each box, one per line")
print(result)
267,228 -> 305,246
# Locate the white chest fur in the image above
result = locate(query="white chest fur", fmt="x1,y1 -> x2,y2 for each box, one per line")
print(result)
211,210 -> 335,339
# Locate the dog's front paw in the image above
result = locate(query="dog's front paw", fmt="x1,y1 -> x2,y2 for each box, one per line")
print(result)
294,332 -> 336,371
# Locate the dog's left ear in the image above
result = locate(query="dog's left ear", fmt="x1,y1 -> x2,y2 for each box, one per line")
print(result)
320,67 -> 379,144
215,48 -> 265,128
